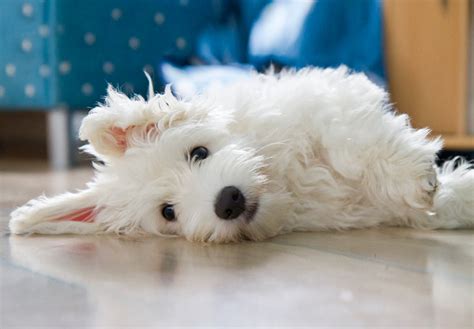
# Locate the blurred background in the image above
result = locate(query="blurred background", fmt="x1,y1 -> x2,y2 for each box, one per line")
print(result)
0,0 -> 473,169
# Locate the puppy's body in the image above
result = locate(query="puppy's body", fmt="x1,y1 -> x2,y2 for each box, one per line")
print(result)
10,67 -> 474,242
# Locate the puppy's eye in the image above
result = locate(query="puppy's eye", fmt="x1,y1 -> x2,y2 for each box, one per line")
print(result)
190,146 -> 209,161
161,204 -> 176,221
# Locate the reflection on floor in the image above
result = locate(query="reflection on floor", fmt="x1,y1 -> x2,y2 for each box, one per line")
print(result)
1,164 -> 473,328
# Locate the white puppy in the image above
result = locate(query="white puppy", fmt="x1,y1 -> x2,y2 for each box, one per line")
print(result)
9,67 -> 474,242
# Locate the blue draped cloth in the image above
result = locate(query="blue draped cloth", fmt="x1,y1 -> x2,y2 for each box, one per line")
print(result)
161,0 -> 385,97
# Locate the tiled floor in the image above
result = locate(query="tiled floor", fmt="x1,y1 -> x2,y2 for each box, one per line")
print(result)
1,163 -> 473,328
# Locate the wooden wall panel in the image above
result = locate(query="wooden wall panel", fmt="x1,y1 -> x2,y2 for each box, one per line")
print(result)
384,0 -> 469,136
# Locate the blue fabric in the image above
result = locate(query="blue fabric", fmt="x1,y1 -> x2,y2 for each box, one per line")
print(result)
159,62 -> 253,97
193,0 -> 270,65
196,22 -> 244,65
0,0 -> 227,110
0,0 -> 385,110
248,0 -> 385,80
161,0 -> 385,96
0,0 -> 53,108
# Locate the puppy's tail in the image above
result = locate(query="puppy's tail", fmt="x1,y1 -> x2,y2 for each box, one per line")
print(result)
430,158 -> 474,228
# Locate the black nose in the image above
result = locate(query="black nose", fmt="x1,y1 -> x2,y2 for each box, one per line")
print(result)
214,186 -> 246,220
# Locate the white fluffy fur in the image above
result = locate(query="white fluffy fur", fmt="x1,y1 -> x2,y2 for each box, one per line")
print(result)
9,67 -> 474,242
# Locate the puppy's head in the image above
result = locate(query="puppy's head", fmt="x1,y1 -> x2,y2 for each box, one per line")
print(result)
10,79 -> 290,242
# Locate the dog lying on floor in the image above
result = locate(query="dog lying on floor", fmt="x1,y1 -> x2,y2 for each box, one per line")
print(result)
9,67 -> 474,242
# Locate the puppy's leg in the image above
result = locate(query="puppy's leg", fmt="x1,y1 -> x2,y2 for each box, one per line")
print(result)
323,109 -> 473,228
361,131 -> 473,229
9,188 -> 102,235
362,131 -> 442,221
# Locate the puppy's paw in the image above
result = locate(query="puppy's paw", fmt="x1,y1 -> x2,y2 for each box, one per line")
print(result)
9,198 -> 50,234
414,164 -> 439,208
9,205 -> 37,234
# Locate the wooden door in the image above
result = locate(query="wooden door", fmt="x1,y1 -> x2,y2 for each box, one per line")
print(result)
384,0 -> 473,149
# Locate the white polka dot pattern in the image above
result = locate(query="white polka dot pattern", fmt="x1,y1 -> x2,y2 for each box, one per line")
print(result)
143,64 -> 154,74
38,25 -> 50,37
22,3 -> 34,17
24,84 -> 35,98
123,82 -> 134,93
59,61 -> 71,74
103,62 -> 115,74
176,37 -> 187,49
21,39 -> 33,52
128,37 -> 140,50
81,83 -> 93,96
154,12 -> 165,25
5,64 -> 16,77
84,32 -> 96,45
1,0 -> 226,107
111,8 -> 122,21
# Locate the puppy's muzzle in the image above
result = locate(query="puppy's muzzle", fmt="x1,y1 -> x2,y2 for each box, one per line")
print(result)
214,186 -> 246,220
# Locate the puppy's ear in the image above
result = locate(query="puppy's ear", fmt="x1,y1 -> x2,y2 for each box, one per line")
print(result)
80,118 -> 159,157
9,189 -> 103,235
79,85 -> 170,157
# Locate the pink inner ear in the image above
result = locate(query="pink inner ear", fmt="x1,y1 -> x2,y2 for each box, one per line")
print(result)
55,207 -> 96,222
110,127 -> 128,152
108,124 -> 158,153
